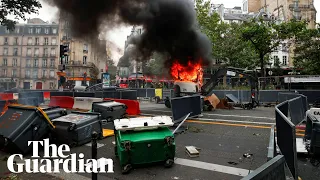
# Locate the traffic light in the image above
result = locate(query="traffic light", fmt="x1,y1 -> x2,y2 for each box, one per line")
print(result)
59,45 -> 69,64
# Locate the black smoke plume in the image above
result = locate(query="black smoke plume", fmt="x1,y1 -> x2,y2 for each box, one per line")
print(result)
48,0 -> 212,67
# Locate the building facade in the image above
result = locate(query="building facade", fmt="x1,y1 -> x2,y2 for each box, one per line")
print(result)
0,18 -> 59,90
58,12 -> 107,87
243,0 -> 317,28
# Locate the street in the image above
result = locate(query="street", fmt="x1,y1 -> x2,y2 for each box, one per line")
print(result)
1,102 -> 318,180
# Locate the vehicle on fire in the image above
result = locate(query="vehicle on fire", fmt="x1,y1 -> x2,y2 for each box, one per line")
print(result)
164,66 -> 259,111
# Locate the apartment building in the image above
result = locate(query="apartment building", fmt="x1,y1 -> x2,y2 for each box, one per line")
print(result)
243,0 -> 317,28
0,18 -> 59,90
58,12 -> 107,87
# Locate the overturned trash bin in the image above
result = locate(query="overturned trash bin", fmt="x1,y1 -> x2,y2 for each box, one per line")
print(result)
0,105 -> 56,154
50,112 -> 103,147
92,100 -> 127,122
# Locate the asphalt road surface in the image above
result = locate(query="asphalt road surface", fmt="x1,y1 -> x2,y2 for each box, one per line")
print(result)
0,102 -> 318,180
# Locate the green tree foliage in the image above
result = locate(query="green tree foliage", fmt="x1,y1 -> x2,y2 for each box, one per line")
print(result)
195,0 -> 258,69
293,26 -> 320,74
0,0 -> 42,30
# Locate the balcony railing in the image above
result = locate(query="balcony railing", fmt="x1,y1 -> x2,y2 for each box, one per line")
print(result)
43,54 -> 49,57
83,50 -> 88,53
50,54 -> 56,57
26,64 -> 32,67
68,61 -> 94,67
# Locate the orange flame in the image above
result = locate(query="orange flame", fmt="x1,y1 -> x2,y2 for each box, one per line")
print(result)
170,60 -> 203,87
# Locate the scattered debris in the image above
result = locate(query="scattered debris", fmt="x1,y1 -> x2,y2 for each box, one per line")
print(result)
112,141 -> 115,145
219,144 -> 222,147
243,153 -> 253,158
228,161 -> 239,165
172,177 -> 180,179
236,146 -> 240,148
253,133 -> 260,136
186,146 -> 200,158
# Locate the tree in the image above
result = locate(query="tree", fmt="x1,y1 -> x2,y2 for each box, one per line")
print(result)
241,19 -> 306,89
195,0 -> 258,69
1,0 -> 42,30
219,23 -> 259,69
293,26 -> 320,74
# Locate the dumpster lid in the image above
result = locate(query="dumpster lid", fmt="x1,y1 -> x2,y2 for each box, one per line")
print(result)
114,116 -> 174,131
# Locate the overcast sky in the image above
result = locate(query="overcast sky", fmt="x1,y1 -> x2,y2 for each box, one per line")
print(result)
11,0 -> 320,64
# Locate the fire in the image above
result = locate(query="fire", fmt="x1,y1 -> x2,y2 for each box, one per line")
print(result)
170,60 -> 203,87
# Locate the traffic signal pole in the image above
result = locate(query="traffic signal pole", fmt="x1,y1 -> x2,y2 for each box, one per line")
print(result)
58,45 -> 68,91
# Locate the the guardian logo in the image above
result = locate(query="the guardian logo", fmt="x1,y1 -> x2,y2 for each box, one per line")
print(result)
7,139 -> 114,173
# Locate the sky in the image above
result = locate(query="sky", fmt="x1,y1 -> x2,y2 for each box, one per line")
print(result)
9,0 -> 320,64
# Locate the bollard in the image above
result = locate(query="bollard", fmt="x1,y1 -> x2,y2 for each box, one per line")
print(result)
92,131 -> 98,180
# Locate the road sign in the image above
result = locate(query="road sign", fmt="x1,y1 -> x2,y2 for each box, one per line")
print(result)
268,71 -> 273,76
102,73 -> 110,88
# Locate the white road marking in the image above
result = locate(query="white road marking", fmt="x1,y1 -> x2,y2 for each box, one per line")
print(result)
202,113 -> 275,120
174,158 -> 250,177
140,113 -> 275,125
192,118 -> 275,125
141,109 -> 274,120
85,143 -> 105,148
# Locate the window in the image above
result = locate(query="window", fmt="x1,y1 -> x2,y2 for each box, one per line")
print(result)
4,37 -> 8,44
34,48 -> 39,56
26,70 -> 30,78
33,69 -> 38,78
35,38 -> 39,45
14,37 -> 18,45
51,38 -> 57,45
3,48 -> 8,55
28,28 -> 33,34
44,48 -> 48,56
44,38 -> 49,45
83,56 -> 87,64
26,59 -> 31,67
83,44 -> 88,52
27,48 -> 32,56
50,82 -> 54,89
13,48 -> 18,56
52,28 -> 57,34
50,70 -> 55,77
36,28 -> 41,34
13,59 -> 17,66
282,56 -> 287,65
50,48 -> 56,56
3,58 -> 7,66
50,59 -> 55,67
42,70 -> 47,77
42,59 -> 47,67
34,59 -> 39,67
44,28 -> 49,34
5,29 -> 10,34
15,28 -> 20,34
28,37 -> 32,45
273,56 -> 280,66
12,69 -> 17,77
2,69 -> 7,77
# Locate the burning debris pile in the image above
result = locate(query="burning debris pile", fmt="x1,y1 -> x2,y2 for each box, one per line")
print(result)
170,60 -> 203,86
48,0 -> 212,78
